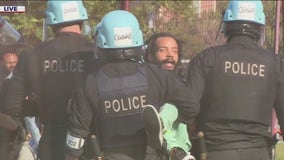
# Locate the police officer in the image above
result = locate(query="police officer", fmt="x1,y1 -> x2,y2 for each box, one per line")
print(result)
65,10 -> 198,160
185,1 -> 284,160
21,1 -> 94,160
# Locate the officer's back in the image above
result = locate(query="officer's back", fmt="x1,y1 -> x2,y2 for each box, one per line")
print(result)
65,10 -> 198,160
29,32 -> 94,124
185,1 -> 284,160
22,1 -> 94,160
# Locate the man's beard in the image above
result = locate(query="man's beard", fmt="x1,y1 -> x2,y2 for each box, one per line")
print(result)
159,58 -> 177,70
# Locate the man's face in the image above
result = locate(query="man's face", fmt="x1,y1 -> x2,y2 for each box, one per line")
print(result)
148,37 -> 179,71
3,53 -> 18,73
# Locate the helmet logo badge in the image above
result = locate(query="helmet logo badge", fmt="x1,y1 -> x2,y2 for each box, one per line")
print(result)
114,27 -> 132,46
61,2 -> 80,21
237,2 -> 257,21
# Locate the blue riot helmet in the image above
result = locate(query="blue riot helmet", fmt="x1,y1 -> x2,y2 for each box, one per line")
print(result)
96,10 -> 143,49
222,0 -> 265,41
95,10 -> 144,61
45,0 -> 88,26
223,0 -> 265,25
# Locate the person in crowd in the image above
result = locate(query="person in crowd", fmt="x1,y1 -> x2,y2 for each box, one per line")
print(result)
142,32 -> 195,160
143,32 -> 185,78
0,18 -> 37,160
0,50 -> 18,90
64,10 -> 198,160
185,1 -> 284,160
20,1 -> 95,160
2,51 -> 18,76
0,47 -> 26,160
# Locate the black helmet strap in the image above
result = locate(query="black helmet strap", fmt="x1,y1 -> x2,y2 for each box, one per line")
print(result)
224,21 -> 263,41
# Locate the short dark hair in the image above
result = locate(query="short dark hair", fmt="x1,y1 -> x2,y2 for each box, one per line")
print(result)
145,32 -> 183,62
0,46 -> 19,57
144,32 -> 186,79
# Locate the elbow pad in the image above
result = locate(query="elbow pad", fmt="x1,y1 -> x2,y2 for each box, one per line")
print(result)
65,131 -> 85,157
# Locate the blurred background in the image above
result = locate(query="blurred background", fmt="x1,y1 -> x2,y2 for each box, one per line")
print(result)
0,0 -> 283,59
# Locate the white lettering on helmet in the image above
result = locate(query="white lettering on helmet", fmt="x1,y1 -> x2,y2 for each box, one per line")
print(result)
61,2 -> 80,21
113,27 -> 132,46
237,2 -> 257,21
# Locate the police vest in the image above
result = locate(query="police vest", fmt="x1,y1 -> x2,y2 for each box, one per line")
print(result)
39,51 -> 94,124
96,65 -> 149,148
199,45 -> 279,126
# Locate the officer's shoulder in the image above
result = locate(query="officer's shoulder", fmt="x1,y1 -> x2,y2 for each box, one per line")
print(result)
256,47 -> 280,60
190,46 -> 218,62
32,40 -> 53,51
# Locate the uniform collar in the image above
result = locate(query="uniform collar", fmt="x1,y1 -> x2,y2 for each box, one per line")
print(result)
5,71 -> 13,79
55,31 -> 81,37
227,36 -> 257,44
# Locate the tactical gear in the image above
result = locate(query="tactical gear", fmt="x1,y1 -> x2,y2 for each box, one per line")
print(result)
222,0 -> 265,41
95,10 -> 143,49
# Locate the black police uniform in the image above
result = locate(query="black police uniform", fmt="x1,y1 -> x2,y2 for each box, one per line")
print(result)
66,61 -> 199,160
22,32 -> 95,160
186,35 -> 284,160
0,70 -> 25,160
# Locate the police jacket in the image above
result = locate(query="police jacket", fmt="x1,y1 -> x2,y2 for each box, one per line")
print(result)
22,32 -> 95,125
67,61 -> 198,154
186,35 -> 284,151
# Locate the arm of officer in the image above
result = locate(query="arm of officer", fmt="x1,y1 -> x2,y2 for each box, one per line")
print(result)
274,58 -> 284,137
161,66 -> 200,124
65,83 -> 95,159
167,76 -> 200,124
177,50 -> 212,124
0,112 -> 18,131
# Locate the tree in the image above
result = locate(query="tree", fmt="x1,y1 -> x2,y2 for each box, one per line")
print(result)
1,1 -> 280,57
1,1 -> 119,48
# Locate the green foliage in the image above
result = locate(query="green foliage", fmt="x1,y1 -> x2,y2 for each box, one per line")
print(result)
84,1 -> 118,34
1,1 -> 280,57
